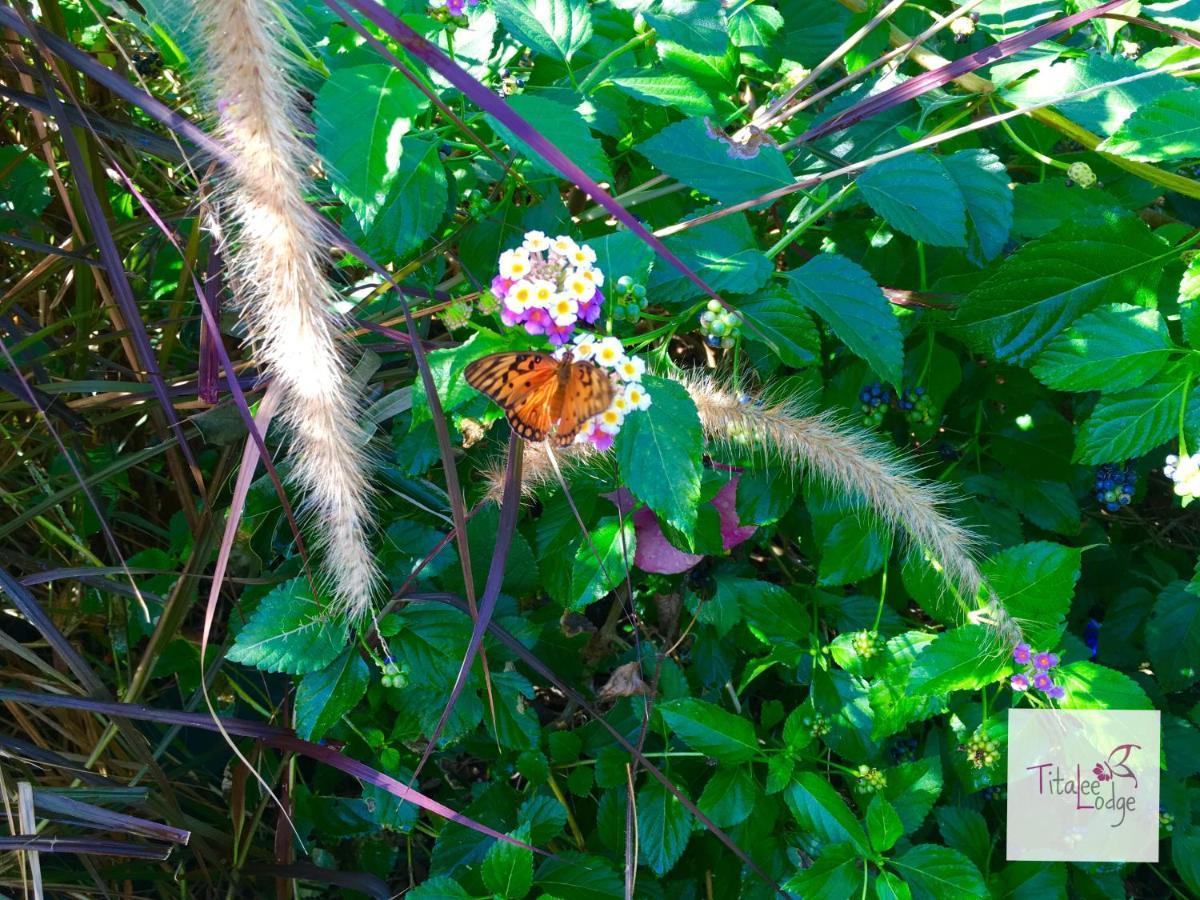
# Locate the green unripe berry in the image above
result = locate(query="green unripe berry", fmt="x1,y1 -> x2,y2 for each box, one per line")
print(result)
1067,161 -> 1097,188
707,299 -> 723,313
617,275 -> 633,291
631,283 -> 646,299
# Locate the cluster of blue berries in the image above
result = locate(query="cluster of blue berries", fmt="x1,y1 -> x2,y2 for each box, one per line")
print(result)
890,736 -> 918,764
613,275 -> 648,323
699,299 -> 743,348
379,656 -> 409,690
898,386 -> 934,425
859,382 -> 894,427
1094,462 -> 1135,511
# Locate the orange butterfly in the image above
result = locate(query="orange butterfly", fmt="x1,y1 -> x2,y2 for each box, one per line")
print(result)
465,350 -> 615,447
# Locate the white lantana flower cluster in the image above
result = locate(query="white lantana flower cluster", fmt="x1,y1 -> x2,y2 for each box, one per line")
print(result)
1164,453 -> 1200,499
492,231 -> 604,346
553,332 -> 652,451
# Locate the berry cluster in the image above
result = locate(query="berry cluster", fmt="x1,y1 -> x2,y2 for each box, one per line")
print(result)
898,386 -> 934,425
496,64 -> 528,97
1164,453 -> 1200,500
890,736 -> 918,764
460,187 -> 496,219
1067,161 -> 1097,189
961,732 -> 1001,770
492,231 -> 604,345
850,630 -> 883,659
859,382 -> 894,427
439,298 -> 473,331
854,764 -> 887,794
979,784 -> 1006,802
613,275 -> 648,323
803,711 -> 831,738
699,300 -> 743,348
379,657 -> 409,690
1094,462 -> 1135,511
1161,809 -> 1175,834
1010,644 -> 1065,700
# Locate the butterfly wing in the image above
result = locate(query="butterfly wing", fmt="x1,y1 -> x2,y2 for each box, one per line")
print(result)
464,351 -> 560,443
551,360 -> 616,447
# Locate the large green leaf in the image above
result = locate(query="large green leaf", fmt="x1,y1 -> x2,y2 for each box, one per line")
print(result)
1100,89 -> 1200,162
867,795 -> 904,853
784,772 -> 871,856
882,756 -> 943,835
818,514 -> 887,586
615,375 -> 703,533
295,648 -> 369,741
892,845 -> 987,900
942,149 -> 1013,262
697,767 -> 756,827
534,854 -> 623,899
651,216 -> 774,298
638,119 -> 794,206
658,698 -> 758,763
781,843 -> 862,898
786,253 -> 903,385
1073,362 -> 1200,463
1146,581 -> 1200,692
609,71 -> 716,117
227,579 -> 347,675
482,825 -> 534,899
976,0 -> 1059,37
636,781 -> 691,876
364,137 -> 448,258
984,542 -> 1081,649
314,63 -> 428,231
491,94 -> 612,184
645,4 -> 734,91
741,289 -> 822,367
569,517 -> 635,611
952,212 -> 1170,364
493,0 -> 592,61
907,626 -> 1010,696
856,154 -> 967,248
1055,661 -> 1153,709
1031,304 -> 1172,393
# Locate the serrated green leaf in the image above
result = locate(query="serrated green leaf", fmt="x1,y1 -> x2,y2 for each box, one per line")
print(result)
882,756 -> 943,835
784,772 -> 871,856
1055,661 -> 1153,709
781,843 -> 862,898
491,94 -> 612,185
295,648 -> 369,741
615,375 -> 703,533
891,845 -> 986,900
867,795 -> 904,852
1099,89 -> 1200,161
534,853 -> 623,899
818,514 -> 887,586
227,579 -> 346,675
741,290 -> 822,368
857,154 -> 967,247
953,212 -> 1170,364
1146,581 -> 1200,692
1073,363 -> 1200,463
1032,303 -> 1172,393
610,71 -> 716,116
658,697 -> 758,763
636,781 -> 691,876
984,542 -> 1081,649
908,626 -> 1009,696
638,119 -> 794,206
493,0 -> 592,61
942,149 -> 1013,262
482,824 -> 534,900
568,517 -> 634,612
1010,181 -> 1124,240
697,766 -> 756,827
364,137 -> 448,258
787,253 -> 902,385
935,807 -> 991,873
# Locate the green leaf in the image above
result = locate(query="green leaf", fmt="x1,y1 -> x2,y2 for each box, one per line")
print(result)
908,626 -> 1009,697
407,876 -> 472,899
942,150 -> 1013,263
1031,304 -> 1172,393
1055,661 -> 1153,709
491,94 -> 612,185
568,517 -> 634,612
534,853 -> 623,899
867,795 -> 904,852
934,807 -> 991,873
0,147 -> 51,223
786,253 -> 902,385
1173,827 -> 1200,897
227,579 -> 346,675
364,137 -> 448,258
857,154 -> 966,248
653,216 -> 774,298
636,781 -> 691,876
1011,182 -> 1124,240
610,71 -> 716,117
953,212 -> 1170,364
876,870 -> 914,900
294,648 -> 369,741
615,375 -> 703,533
891,845 -> 986,900
645,4 -> 734,91
314,63 -> 428,231
976,0 -> 1060,37
784,772 -> 871,856
1073,362 -> 1200,463
983,542 -> 1081,649
638,119 -> 794,206
741,290 -> 822,368
818,514 -> 887,586
493,0 -> 592,61
1099,89 -> 1200,161
882,756 -> 942,835
658,698 -> 758,763
697,766 -> 757,827
1146,581 -> 1200,692
482,825 -> 534,900
781,843 -> 862,898
740,581 -> 808,646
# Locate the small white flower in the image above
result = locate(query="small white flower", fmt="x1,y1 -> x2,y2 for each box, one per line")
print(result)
550,235 -> 578,257
571,332 -> 599,360
564,270 -> 597,302
505,279 -> 535,312
499,249 -> 532,280
624,383 -> 652,411
593,337 -> 625,368
530,279 -> 557,309
549,295 -> 579,326
616,355 -> 645,383
580,266 -> 605,288
522,230 -> 550,253
611,394 -> 630,415
569,244 -> 597,268
597,407 -> 625,434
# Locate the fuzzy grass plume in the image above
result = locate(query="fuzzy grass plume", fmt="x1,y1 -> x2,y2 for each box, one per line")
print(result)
684,375 -> 1022,646
197,0 -> 377,617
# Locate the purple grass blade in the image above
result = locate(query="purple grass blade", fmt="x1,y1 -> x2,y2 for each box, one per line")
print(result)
242,863 -> 389,900
410,592 -> 781,893
404,435 -> 525,791
0,688 -> 542,854
0,733 -> 118,787
18,20 -> 201,481
0,370 -> 88,431
328,0 -> 729,309
32,792 -> 190,845
0,836 -> 172,859
797,0 -> 1131,145
198,246 -> 221,405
